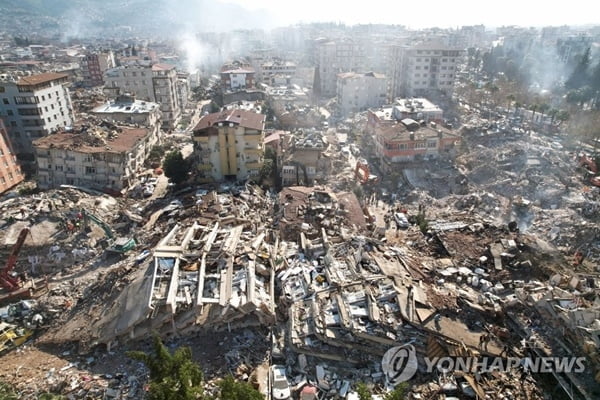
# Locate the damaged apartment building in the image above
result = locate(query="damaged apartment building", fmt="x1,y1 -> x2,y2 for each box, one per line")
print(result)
91,93 -> 162,141
0,72 -> 75,157
32,117 -> 161,193
192,108 -> 266,182
281,129 -> 332,187
371,118 -> 461,170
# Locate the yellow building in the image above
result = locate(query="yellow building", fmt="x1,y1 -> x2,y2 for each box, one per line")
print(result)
192,109 -> 266,181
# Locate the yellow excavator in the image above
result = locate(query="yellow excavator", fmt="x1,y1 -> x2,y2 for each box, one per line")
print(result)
0,321 -> 33,354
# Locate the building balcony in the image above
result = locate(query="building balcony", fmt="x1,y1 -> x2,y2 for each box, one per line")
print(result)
193,135 -> 209,142
243,147 -> 262,155
244,133 -> 262,141
245,161 -> 262,169
197,163 -> 212,171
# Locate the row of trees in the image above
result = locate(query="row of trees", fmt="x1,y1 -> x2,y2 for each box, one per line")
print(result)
127,335 -> 263,400
355,381 -> 408,400
565,47 -> 600,109
130,336 -> 411,400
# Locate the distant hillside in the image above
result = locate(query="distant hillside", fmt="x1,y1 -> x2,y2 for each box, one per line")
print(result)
0,0 -> 275,37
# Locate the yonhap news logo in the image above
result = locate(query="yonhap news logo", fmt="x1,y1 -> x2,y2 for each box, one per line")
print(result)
382,343 -> 587,385
381,344 -> 419,384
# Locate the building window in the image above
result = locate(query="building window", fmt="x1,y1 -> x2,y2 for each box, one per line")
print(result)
85,166 -> 96,174
2,98 -> 8,104
427,140 -> 437,148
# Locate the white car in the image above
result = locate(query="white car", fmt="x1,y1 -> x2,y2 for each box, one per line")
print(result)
143,184 -> 155,197
270,365 -> 291,400
394,212 -> 409,229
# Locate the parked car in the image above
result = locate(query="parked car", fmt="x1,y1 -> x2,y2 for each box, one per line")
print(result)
270,365 -> 291,400
0,300 -> 37,323
394,212 -> 409,229
143,184 -> 155,197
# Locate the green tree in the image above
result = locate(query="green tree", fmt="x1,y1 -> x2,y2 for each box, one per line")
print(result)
590,61 -> 600,109
146,145 -> 165,167
548,108 -> 558,125
566,47 -> 591,90
127,335 -> 204,400
163,150 -> 190,185
506,94 -> 516,110
259,158 -> 274,183
384,382 -> 409,400
538,103 -> 550,123
556,110 -> 570,125
355,382 -> 371,400
39,394 -> 67,400
214,375 -> 262,400
0,382 -> 18,400
529,103 -> 538,122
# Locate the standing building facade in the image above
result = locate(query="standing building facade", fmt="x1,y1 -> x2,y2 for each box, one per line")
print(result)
314,39 -> 365,98
103,63 -> 181,130
0,119 -> 24,194
80,51 -> 116,87
0,72 -> 74,157
400,42 -> 463,97
336,72 -> 387,116
33,122 -> 157,193
192,109 -> 266,182
91,94 -> 162,141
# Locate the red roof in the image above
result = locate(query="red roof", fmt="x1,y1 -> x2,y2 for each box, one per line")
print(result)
151,63 -> 175,71
17,72 -> 69,86
193,109 -> 265,132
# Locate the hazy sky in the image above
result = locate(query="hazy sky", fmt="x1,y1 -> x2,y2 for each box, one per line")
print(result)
224,0 -> 598,29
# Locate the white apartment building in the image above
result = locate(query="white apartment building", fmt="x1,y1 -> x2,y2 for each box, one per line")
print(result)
261,60 -> 297,85
401,42 -> 463,97
336,72 -> 387,116
315,39 -> 365,98
392,98 -> 443,122
0,72 -> 74,157
91,94 -> 162,141
103,63 -> 181,130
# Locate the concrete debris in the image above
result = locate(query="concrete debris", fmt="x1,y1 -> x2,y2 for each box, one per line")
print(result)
1,95 -> 600,400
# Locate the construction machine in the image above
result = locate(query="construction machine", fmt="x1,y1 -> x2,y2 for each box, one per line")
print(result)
81,210 -> 136,255
577,154 -> 600,187
0,321 -> 33,354
578,153 -> 598,174
355,159 -> 380,185
0,228 -> 48,306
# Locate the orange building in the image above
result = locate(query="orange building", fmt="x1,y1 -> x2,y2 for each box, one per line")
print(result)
373,118 -> 460,170
0,119 -> 25,194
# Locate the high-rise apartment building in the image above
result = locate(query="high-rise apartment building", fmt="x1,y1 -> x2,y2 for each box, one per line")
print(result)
104,63 -> 181,130
0,72 -> 74,157
0,119 -> 24,194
